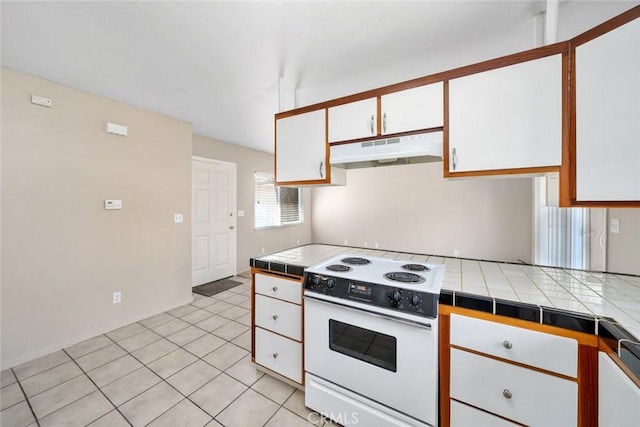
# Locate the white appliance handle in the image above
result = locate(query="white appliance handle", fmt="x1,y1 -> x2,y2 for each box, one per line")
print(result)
304,294 -> 432,330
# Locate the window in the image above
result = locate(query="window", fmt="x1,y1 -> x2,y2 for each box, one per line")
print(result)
255,172 -> 303,229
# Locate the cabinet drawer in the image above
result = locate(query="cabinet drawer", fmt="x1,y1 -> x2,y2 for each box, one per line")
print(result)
255,327 -> 302,383
255,294 -> 302,341
450,348 -> 577,426
450,313 -> 577,377
451,400 -> 519,427
255,273 -> 302,304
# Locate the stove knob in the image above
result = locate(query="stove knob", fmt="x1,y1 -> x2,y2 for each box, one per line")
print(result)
312,276 -> 322,287
389,290 -> 402,304
327,278 -> 336,289
410,294 -> 422,306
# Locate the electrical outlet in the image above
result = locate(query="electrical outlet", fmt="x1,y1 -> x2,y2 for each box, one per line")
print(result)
611,219 -> 620,234
364,242 -> 368,248
344,240 -> 348,245
374,243 -> 379,249
173,214 -> 183,223
261,247 -> 265,254
31,94 -> 52,107
454,249 -> 459,257
113,291 -> 121,304
296,240 -> 300,245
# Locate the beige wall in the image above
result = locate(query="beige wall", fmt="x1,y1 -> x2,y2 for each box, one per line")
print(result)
192,135 -> 312,273
1,68 -> 193,369
607,209 -> 640,276
311,163 -> 533,263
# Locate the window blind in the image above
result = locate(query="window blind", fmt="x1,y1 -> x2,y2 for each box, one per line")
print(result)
255,172 -> 302,229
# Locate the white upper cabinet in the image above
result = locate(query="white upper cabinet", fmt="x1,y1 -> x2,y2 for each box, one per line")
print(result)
328,97 -> 377,143
276,109 -> 345,185
599,352 -> 640,427
381,82 -> 443,135
448,54 -> 563,174
574,16 -> 640,202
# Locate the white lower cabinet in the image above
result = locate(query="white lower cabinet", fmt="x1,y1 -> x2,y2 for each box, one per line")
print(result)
599,352 -> 640,427
254,294 -> 301,341
450,400 -> 519,427
252,272 -> 304,385
254,327 -> 302,383
450,348 -> 577,426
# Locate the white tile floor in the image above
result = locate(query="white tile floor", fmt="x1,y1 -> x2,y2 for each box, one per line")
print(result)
0,277 -> 333,427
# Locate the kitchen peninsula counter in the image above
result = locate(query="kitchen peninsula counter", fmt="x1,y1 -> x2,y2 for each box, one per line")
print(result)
251,243 -> 640,375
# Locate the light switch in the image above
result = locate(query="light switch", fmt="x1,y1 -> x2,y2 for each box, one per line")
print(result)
105,200 -> 122,210
174,214 -> 184,224
237,210 -> 245,217
611,218 -> 620,234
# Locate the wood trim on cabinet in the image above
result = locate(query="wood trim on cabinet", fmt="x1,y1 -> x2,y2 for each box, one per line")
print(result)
444,165 -> 561,179
443,81 -> 450,177
578,344 -> 598,427
328,126 -> 443,146
439,311 -> 451,427
564,5 -> 640,207
572,5 -> 640,48
324,108 -> 330,184
559,48 -> 573,207
599,338 -> 640,388
274,42 -> 569,121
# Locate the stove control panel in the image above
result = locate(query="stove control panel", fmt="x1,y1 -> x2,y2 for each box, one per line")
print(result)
304,273 -> 437,318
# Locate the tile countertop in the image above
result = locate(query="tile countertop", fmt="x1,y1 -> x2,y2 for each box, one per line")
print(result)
251,244 -> 640,343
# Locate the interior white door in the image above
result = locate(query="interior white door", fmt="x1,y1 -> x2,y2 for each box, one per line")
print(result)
192,159 -> 237,286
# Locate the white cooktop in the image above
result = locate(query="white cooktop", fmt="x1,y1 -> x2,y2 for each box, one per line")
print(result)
305,254 -> 445,294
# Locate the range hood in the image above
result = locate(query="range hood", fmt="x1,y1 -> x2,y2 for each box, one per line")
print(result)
330,131 -> 443,169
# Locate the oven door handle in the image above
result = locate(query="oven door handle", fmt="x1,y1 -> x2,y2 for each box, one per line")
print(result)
304,294 -> 432,330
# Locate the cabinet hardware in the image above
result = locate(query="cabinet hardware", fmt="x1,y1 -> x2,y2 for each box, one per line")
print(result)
502,340 -> 513,349
273,352 -> 279,359
452,147 -> 457,171
502,389 -> 513,399
272,314 -> 278,320
370,115 -> 375,135
319,160 -> 324,179
383,113 -> 387,133
272,286 -> 278,292
229,226 -> 235,230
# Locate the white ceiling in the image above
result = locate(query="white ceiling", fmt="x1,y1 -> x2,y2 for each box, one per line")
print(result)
0,1 -> 630,153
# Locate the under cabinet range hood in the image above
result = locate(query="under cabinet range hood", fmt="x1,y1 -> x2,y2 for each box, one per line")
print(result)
330,131 -> 443,169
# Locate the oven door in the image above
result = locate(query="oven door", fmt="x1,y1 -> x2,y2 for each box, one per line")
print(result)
304,294 -> 438,426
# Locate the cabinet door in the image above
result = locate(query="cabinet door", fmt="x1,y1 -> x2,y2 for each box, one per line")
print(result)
254,327 -> 302,383
381,82 -> 443,135
254,294 -> 301,341
575,17 -> 640,201
275,109 -> 327,184
599,352 -> 640,427
450,348 -> 577,426
255,273 -> 302,304
448,54 -> 562,173
450,314 -> 578,377
328,97 -> 377,143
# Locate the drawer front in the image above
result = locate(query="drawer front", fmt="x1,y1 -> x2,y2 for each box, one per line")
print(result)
450,348 -> 577,426
255,273 -> 302,304
255,327 -> 302,383
255,294 -> 302,341
450,313 -> 578,377
451,400 -> 519,427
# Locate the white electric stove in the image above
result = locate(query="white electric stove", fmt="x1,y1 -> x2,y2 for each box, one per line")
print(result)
303,255 -> 445,427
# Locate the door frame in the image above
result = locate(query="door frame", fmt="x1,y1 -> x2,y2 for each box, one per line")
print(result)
192,156 -> 238,284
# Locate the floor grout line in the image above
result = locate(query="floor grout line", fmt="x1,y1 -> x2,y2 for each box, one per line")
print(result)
1,280 -> 287,427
